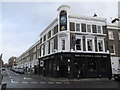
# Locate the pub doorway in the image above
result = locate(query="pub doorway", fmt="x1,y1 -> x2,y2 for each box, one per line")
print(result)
74,60 -> 84,78
59,64 -> 68,77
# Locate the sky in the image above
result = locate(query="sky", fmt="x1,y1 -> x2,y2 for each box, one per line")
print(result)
0,1 -> 119,63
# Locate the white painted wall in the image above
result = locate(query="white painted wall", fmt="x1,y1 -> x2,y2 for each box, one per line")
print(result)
111,57 -> 120,74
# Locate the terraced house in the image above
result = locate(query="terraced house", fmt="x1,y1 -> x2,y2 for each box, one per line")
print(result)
16,5 -> 120,79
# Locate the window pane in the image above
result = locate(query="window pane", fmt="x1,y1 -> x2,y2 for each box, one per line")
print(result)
97,26 -> 102,33
100,61 -> 106,71
87,39 -> 93,51
62,39 -> 65,50
88,61 -> 96,71
110,45 -> 115,53
76,39 -> 81,50
70,22 -> 75,31
87,25 -> 91,32
98,40 -> 103,51
76,24 -> 80,31
108,31 -> 114,39
81,23 -> 86,32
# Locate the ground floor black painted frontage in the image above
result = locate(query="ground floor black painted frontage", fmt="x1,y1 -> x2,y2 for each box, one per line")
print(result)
38,52 -> 112,79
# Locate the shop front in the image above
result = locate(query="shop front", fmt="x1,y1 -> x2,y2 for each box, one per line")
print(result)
39,52 -> 112,79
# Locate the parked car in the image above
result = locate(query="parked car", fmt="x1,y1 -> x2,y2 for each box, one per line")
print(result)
2,68 -> 5,71
10,68 -> 25,74
17,68 -> 24,74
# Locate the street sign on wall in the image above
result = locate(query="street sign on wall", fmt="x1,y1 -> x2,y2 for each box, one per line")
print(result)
40,61 -> 44,67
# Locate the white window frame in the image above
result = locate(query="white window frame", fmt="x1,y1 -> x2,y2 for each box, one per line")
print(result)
41,45 -> 43,57
45,42 -> 48,55
97,25 -> 103,34
50,39 -> 54,54
61,37 -> 66,51
86,24 -> 92,33
86,38 -> 95,52
75,23 -> 81,32
110,45 -> 116,55
75,35 -> 83,51
108,31 -> 114,40
59,37 -> 67,51
97,38 -> 105,52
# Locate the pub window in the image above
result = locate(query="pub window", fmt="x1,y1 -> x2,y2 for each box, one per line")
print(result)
87,39 -> 93,51
81,23 -> 86,32
97,26 -> 102,34
62,39 -> 65,50
88,61 -> 97,71
98,40 -> 104,52
110,45 -> 115,55
70,22 -> 75,31
76,23 -> 80,31
76,38 -> 81,50
49,62 -> 51,70
87,24 -> 92,33
108,31 -> 114,40
100,61 -> 106,72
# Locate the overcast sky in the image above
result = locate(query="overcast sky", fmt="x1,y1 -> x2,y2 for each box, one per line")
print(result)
0,2 -> 119,63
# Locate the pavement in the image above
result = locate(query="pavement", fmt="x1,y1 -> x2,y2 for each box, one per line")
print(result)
30,74 -> 115,82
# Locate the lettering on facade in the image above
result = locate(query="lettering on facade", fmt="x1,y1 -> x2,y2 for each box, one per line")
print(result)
75,54 -> 107,58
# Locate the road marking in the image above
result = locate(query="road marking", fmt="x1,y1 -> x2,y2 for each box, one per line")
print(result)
48,82 -> 54,84
22,82 -> 29,84
11,79 -> 14,83
56,82 -> 62,84
31,82 -> 38,84
24,77 -> 31,80
2,82 -> 8,84
40,82 -> 46,84
12,82 -> 19,84
64,82 -> 70,84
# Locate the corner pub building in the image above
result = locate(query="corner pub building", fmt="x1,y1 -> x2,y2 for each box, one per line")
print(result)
38,5 -> 112,79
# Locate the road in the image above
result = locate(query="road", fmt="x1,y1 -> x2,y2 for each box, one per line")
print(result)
1,68 -> 120,90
